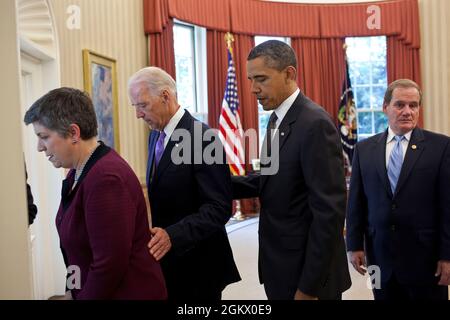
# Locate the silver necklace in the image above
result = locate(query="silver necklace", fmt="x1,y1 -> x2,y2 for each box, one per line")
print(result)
74,142 -> 100,182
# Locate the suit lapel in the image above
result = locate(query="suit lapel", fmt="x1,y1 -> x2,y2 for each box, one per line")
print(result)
395,128 -> 425,196
152,111 -> 192,187
260,93 -> 301,191
375,130 -> 393,198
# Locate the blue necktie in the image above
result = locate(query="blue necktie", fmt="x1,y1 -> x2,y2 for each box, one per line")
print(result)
387,135 -> 405,194
154,131 -> 166,169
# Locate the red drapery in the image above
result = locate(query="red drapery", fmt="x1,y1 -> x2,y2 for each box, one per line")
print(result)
206,31 -> 259,214
206,30 -> 228,130
144,0 -> 176,79
144,0 -> 422,122
143,0 -> 423,214
293,38 -> 346,126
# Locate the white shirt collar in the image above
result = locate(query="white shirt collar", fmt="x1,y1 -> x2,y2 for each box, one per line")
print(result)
163,106 -> 185,142
387,126 -> 413,143
273,88 -> 300,125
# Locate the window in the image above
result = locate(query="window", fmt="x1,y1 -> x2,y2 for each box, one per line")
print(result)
173,21 -> 208,123
345,36 -> 388,141
254,36 -> 291,151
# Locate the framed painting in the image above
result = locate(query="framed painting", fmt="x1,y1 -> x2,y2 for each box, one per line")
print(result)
83,49 -> 120,152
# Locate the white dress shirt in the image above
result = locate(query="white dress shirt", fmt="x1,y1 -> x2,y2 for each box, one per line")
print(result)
272,88 -> 300,129
385,127 -> 412,168
161,106 -> 185,149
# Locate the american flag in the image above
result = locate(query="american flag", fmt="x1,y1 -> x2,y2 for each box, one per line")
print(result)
218,47 -> 245,176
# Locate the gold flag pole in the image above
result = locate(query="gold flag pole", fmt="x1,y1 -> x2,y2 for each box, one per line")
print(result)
224,32 -> 245,221
225,32 -> 234,56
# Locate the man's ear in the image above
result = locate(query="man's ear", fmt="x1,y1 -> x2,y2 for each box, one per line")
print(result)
68,123 -> 81,144
285,66 -> 297,82
161,89 -> 170,104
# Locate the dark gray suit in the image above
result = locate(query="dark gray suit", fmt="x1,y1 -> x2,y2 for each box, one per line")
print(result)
147,110 -> 241,301
233,92 -> 351,299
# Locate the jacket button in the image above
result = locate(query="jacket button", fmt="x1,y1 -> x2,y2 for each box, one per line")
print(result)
392,204 -> 397,210
391,224 -> 396,231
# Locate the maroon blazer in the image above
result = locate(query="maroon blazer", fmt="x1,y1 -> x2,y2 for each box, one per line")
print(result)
56,142 -> 167,300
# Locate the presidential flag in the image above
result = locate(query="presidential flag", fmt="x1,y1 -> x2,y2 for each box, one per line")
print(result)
338,60 -> 357,172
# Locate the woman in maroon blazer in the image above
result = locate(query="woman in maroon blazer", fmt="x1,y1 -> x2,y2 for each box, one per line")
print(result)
24,87 -> 167,300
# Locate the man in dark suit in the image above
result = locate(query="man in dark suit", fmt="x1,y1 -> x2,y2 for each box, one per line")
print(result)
128,67 -> 240,301
346,79 -> 450,300
232,40 -> 351,300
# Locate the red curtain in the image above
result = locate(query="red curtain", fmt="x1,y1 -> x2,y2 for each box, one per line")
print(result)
168,0 -> 231,31
292,38 -> 346,123
144,0 -> 422,125
229,0 -> 320,37
233,34 -> 259,215
143,0 -> 422,216
387,36 -> 423,127
206,30 -> 228,129
148,19 -> 176,80
206,32 -> 257,151
145,0 -> 176,79
206,31 -> 259,214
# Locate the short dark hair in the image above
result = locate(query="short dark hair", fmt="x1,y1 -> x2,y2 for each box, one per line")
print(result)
384,79 -> 422,106
24,87 -> 98,139
247,40 -> 297,71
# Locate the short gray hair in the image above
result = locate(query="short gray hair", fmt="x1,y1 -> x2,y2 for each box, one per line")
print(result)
24,87 -> 98,139
248,40 -> 297,71
128,66 -> 177,97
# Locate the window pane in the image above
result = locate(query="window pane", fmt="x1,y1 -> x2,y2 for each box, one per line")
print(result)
173,24 -> 197,114
374,111 -> 388,133
355,87 -> 371,109
372,86 -> 386,109
259,113 -> 270,140
358,112 -> 373,135
372,60 -> 387,85
353,62 -> 371,85
346,37 -> 370,62
370,37 -> 387,61
347,36 -> 387,139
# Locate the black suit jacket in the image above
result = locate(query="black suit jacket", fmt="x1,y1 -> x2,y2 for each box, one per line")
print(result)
147,110 -> 240,300
346,127 -> 450,285
233,92 -> 351,299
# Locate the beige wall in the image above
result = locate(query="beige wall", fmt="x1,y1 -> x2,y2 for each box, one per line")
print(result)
0,0 -> 33,299
49,0 -> 149,181
420,0 -> 450,136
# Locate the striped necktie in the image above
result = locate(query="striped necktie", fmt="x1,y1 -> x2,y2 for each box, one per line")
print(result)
387,135 -> 405,194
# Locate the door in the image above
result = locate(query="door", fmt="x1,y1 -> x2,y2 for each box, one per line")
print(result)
20,53 -> 66,299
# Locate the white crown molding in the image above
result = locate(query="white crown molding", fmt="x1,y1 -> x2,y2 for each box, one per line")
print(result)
17,0 -> 55,55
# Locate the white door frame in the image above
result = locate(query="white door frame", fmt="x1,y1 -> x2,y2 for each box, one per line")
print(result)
17,0 -> 66,299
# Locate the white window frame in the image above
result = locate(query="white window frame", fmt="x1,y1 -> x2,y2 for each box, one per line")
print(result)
345,36 -> 388,141
173,19 -> 208,123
